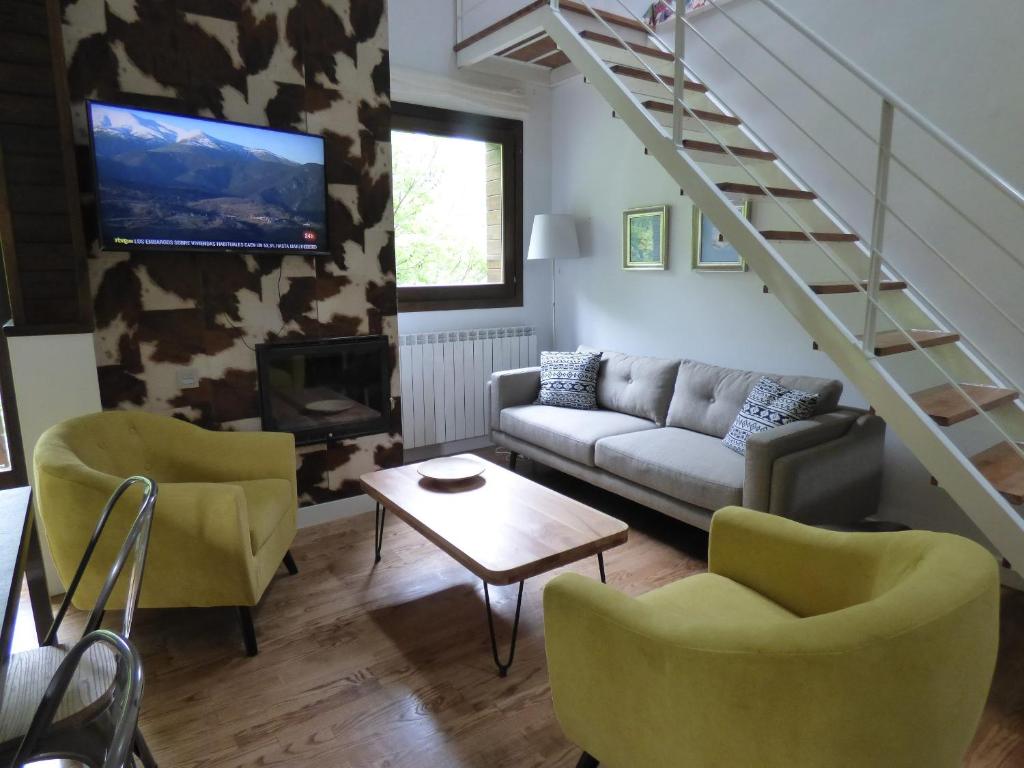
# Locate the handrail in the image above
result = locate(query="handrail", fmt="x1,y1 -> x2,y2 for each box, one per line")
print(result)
596,0 -> 1024,395
693,0 -> 1024,277
642,0 -> 1024,348
561,0 -> 1024,469
453,0 -> 1024,469
756,0 -> 1024,212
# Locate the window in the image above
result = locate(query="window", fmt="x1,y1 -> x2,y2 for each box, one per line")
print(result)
391,103 -> 523,311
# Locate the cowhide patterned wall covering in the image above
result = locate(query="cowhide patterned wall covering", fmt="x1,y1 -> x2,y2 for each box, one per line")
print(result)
58,0 -> 402,505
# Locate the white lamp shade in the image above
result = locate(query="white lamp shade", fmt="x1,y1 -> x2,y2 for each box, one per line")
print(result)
527,214 -> 580,261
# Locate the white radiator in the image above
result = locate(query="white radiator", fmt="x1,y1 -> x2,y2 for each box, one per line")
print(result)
399,326 -> 538,449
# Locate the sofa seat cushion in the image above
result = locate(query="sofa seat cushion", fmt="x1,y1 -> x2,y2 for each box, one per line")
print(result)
638,572 -> 797,625
234,478 -> 293,554
500,405 -> 657,466
595,427 -> 744,510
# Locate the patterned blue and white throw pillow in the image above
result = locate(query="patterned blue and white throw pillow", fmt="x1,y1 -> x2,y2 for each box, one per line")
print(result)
723,376 -> 818,455
536,350 -> 602,410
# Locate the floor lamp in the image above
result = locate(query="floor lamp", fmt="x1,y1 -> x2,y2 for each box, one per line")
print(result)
527,214 -> 580,350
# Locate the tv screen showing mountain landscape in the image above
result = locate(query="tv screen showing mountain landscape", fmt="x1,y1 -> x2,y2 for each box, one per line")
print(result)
88,102 -> 328,253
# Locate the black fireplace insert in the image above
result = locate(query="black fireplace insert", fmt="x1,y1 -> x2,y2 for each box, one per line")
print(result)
256,335 -> 391,445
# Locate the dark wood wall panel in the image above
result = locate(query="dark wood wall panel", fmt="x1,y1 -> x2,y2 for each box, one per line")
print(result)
0,0 -> 91,332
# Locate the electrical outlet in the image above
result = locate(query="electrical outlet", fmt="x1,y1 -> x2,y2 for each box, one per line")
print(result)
177,367 -> 199,389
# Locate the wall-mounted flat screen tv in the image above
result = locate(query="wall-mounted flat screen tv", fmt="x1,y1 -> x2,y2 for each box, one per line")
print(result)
87,101 -> 328,254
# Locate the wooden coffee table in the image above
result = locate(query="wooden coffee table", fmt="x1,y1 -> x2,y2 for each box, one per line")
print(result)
360,454 -> 628,676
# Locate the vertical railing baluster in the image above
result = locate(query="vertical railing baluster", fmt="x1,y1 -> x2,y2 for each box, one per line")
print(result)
672,7 -> 686,146
862,99 -> 894,355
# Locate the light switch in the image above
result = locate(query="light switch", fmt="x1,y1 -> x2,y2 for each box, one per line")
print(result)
177,367 -> 199,389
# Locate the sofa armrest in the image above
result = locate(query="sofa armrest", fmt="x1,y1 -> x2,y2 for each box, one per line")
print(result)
489,366 -> 541,430
743,409 -> 860,509
743,409 -> 885,525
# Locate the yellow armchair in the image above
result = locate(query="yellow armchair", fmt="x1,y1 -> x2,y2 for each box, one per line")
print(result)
33,411 -> 298,655
544,506 -> 999,768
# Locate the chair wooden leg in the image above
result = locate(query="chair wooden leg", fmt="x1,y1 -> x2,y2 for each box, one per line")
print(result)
238,606 -> 258,656
576,753 -> 599,768
282,550 -> 298,575
509,451 -> 519,472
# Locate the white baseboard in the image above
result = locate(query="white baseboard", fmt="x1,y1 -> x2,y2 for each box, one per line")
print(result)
297,494 -> 375,529
404,436 -> 493,464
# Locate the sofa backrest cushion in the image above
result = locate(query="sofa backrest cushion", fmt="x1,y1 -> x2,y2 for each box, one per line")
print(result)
666,359 -> 843,437
577,346 -> 680,425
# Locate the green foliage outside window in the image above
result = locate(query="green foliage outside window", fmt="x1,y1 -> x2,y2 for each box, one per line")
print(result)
393,132 -> 491,287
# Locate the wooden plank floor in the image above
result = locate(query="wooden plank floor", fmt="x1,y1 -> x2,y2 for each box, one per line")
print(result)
14,450 -> 1024,767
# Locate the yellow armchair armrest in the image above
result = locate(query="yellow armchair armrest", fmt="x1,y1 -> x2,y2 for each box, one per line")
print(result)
139,481 -> 261,607
544,573 -> 710,768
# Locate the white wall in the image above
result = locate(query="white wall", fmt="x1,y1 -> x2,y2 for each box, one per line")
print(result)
546,0 -> 1024,540
388,0 -> 555,347
8,333 -> 103,591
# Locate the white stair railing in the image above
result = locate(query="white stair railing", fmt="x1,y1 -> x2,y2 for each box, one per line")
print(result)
452,0 -> 1024,570
566,0 -> 1024,422
554,0 -> 1024,564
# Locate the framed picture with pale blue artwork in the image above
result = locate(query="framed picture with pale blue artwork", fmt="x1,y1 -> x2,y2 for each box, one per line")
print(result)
622,205 -> 668,270
692,201 -> 751,271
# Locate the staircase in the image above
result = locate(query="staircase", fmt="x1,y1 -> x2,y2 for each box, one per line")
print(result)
454,0 -> 1024,569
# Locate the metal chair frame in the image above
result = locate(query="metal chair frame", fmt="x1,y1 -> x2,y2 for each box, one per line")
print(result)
9,476 -> 158,767
9,629 -> 143,768
43,476 -> 158,645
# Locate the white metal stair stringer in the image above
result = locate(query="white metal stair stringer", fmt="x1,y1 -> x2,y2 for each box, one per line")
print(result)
532,5 -> 1024,570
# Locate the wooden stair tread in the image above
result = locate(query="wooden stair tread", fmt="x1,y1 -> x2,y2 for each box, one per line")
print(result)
642,100 -> 741,125
718,182 -> 816,200
912,383 -> 1019,427
763,280 -> 907,295
761,230 -> 860,243
970,442 -> 1024,505
535,50 -> 571,68
865,329 -> 960,357
580,30 -> 674,61
455,1 -> 548,52
813,329 -> 960,356
682,139 -> 776,161
610,64 -> 707,92
501,33 -> 557,62
455,0 -> 646,52
560,0 -> 649,32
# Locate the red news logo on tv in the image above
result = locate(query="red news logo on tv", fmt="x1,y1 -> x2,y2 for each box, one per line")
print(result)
303,230 -> 317,242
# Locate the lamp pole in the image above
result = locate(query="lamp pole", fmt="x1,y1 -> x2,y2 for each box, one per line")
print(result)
551,258 -> 557,349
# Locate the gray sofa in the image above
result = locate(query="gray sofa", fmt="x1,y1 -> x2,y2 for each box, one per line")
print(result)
489,348 -> 885,531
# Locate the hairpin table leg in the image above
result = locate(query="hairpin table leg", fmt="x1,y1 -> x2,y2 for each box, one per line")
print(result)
374,502 -> 386,563
483,580 -> 525,677
597,552 -> 606,584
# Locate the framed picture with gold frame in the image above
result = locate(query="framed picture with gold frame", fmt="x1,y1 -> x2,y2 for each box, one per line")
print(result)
692,201 -> 751,271
623,205 -> 668,270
